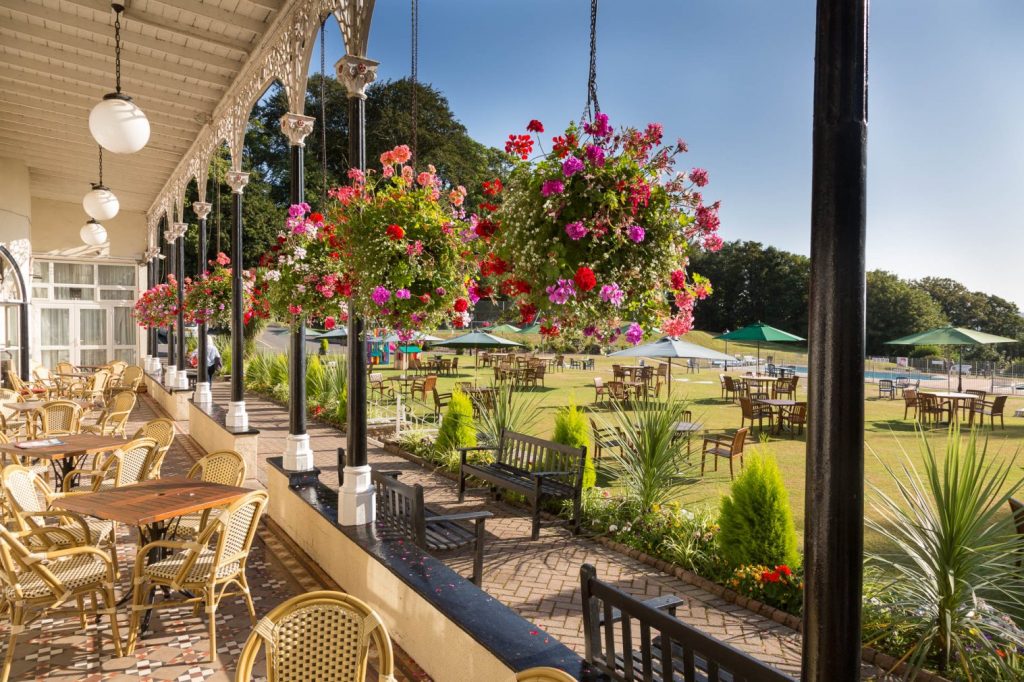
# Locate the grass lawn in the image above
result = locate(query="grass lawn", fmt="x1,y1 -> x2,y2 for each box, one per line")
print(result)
366,334 -> 1024,552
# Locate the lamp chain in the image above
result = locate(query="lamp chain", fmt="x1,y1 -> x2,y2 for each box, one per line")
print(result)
98,146 -> 104,185
113,4 -> 123,94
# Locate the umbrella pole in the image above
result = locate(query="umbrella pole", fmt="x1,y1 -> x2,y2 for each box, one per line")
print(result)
668,358 -> 672,399
958,346 -> 963,393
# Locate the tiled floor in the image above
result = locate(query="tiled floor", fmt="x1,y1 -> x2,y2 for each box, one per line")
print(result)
1,396 -> 426,681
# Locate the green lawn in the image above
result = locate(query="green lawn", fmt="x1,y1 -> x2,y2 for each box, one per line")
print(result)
372,340 -> 1024,552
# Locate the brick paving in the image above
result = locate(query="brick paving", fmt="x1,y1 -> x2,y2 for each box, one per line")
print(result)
1,394 -> 425,682
213,382 -> 875,680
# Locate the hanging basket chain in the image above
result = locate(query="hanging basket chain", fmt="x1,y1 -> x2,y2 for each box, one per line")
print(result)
582,0 -> 600,122
320,19 -> 328,204
410,0 -> 419,166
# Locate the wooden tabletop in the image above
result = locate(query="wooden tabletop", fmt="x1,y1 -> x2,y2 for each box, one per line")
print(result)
0,433 -> 127,461
675,421 -> 703,433
51,477 -> 250,526
4,399 -> 93,413
923,392 -> 976,400
57,371 -> 94,379
756,399 -> 800,407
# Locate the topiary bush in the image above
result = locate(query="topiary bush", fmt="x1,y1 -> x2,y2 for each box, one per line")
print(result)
434,389 -> 476,456
718,451 -> 800,569
553,402 -> 594,488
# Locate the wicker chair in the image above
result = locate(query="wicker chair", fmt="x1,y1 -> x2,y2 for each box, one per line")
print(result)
82,389 -> 137,436
167,451 -> 247,541
1,464 -> 120,575
61,437 -> 158,493
67,369 -> 110,405
517,668 -> 578,682
234,589 -> 396,682
6,370 -> 47,399
28,399 -> 83,438
127,489 -> 269,662
0,525 -> 122,682
106,364 -> 144,399
30,367 -> 59,398
0,388 -> 26,437
130,418 -> 176,478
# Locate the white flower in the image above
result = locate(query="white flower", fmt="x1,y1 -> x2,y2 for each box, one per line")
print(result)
608,524 -> 618,533
622,522 -> 632,533
264,269 -> 281,282
293,246 -> 307,260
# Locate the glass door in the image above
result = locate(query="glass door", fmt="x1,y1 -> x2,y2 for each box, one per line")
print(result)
79,308 -> 108,367
38,306 -> 71,368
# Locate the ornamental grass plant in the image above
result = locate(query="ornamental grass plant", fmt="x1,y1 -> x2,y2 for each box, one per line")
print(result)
475,384 -> 542,447
864,427 -> 1024,681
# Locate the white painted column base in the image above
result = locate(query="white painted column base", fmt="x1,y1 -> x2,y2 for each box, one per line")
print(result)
164,364 -> 177,386
193,380 -> 212,404
338,464 -> 375,526
225,400 -> 249,431
145,356 -> 158,374
173,369 -> 189,390
284,433 -> 314,471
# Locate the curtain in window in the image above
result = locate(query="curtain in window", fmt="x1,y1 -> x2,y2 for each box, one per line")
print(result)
98,265 -> 135,286
40,308 -> 69,346
114,307 -> 135,346
80,309 -> 106,346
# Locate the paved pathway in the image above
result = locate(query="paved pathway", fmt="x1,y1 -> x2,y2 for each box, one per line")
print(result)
4,394 -> 427,682
213,383 -> 831,679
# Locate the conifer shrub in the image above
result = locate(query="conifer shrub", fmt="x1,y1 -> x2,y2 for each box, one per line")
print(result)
553,402 -> 595,488
435,389 -> 476,456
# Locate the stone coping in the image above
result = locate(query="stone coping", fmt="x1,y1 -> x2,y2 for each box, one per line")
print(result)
189,397 -> 260,436
266,456 -> 607,681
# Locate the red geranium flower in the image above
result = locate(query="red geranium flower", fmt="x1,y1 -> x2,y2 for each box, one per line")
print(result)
526,119 -> 544,133
419,293 -> 431,304
309,212 -> 324,223
385,224 -> 405,240
453,298 -> 469,313
574,266 -> 597,292
474,219 -> 498,240
482,178 -> 503,196
518,302 -> 537,324
324,316 -> 336,330
670,269 -> 687,290
776,565 -> 792,577
504,134 -> 533,160
539,323 -> 559,337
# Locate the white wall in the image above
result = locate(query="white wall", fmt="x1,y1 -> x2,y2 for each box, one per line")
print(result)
31,197 -> 146,260
0,158 -> 32,273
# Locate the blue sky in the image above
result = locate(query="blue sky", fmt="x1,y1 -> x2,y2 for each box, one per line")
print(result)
316,1 -> 1024,308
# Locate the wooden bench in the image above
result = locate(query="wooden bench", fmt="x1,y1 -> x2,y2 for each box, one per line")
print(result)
373,470 -> 492,585
581,564 -> 794,682
457,430 -> 586,540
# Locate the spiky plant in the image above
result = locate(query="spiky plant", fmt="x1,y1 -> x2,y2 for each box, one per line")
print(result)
474,383 -> 542,446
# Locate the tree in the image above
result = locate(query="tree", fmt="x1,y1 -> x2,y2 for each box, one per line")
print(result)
865,270 -> 947,356
914,277 -> 1024,360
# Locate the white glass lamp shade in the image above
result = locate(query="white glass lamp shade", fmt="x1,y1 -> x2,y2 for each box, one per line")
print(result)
80,220 -> 108,247
89,94 -> 150,154
83,185 -> 119,221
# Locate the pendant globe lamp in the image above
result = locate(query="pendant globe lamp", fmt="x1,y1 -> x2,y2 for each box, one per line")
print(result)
82,146 -> 119,221
89,4 -> 150,154
80,219 -> 108,247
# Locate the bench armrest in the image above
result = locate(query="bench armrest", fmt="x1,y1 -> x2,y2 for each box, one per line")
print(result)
532,470 -> 573,478
426,511 -> 494,524
599,595 -> 685,627
375,470 -> 403,480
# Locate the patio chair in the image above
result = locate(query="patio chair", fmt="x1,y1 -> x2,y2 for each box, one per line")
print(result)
6,370 -> 47,399
67,369 -> 111,406
130,417 -> 176,478
369,372 -> 395,402
964,389 -> 987,420
168,450 -> 247,541
1009,498 -> 1024,566
917,393 -> 946,426
779,402 -> 807,436
773,377 -> 797,400
972,395 -> 1008,429
878,379 -> 896,400
611,364 -> 624,381
234,590 -> 395,682
589,417 -> 622,461
451,356 -> 459,374
127,489 -> 269,662
105,364 -> 144,398
31,367 -> 59,397
739,397 -> 773,432
722,376 -> 742,403
28,399 -> 83,438
82,389 -> 136,436
1,464 -> 120,576
517,668 -> 578,682
432,387 -> 451,418
411,375 -> 437,402
701,428 -> 749,480
0,388 -> 27,437
61,437 -> 158,493
606,380 -> 630,404
0,525 -> 123,682
902,388 -> 919,420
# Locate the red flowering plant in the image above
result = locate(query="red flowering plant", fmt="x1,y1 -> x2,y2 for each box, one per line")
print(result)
181,252 -> 261,329
326,145 -> 478,339
259,203 -> 350,331
729,564 -> 804,615
482,114 -> 720,343
132,276 -> 179,328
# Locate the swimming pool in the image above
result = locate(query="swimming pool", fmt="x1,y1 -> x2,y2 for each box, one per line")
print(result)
783,365 -> 941,382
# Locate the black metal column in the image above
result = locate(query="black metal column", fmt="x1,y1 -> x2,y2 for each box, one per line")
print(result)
230,188 -> 244,404
801,1 -> 869,680
197,212 -> 209,387
164,218 -> 175,372
147,258 -> 156,359
346,94 -> 368,471
175,231 -> 186,376
288,142 -> 307,443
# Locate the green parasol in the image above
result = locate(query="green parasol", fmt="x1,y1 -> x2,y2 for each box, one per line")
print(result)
886,325 -> 1018,391
715,323 -> 805,369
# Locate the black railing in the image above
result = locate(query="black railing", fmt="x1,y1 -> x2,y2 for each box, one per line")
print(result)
581,564 -> 794,682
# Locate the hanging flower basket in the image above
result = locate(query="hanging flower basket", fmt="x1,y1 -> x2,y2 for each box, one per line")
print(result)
181,252 -> 260,328
133,277 -> 179,328
326,145 -> 478,339
260,204 -> 349,331
482,115 -> 721,343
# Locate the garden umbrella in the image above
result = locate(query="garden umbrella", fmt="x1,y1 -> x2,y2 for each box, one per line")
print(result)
516,323 -> 541,334
715,323 -> 805,369
886,325 -> 1018,391
610,336 -> 734,398
489,323 -> 521,334
381,332 -> 442,344
435,331 -> 524,371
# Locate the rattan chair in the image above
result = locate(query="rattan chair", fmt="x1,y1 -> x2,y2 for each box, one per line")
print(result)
0,525 -> 122,682
0,388 -> 26,437
167,451 -> 247,541
6,370 -> 47,399
30,367 -> 59,398
234,589 -> 396,682
28,399 -> 83,438
130,418 -> 176,478
1,464 -> 120,575
82,389 -> 137,436
67,368 -> 110,405
517,667 -> 578,682
127,489 -> 269,662
62,437 -> 158,494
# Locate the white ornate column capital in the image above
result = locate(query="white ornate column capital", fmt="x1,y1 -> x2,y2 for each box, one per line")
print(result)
192,201 -> 212,220
280,113 -> 316,147
225,171 -> 250,194
172,222 -> 188,240
335,55 -> 379,100
143,247 -> 160,262
163,228 -> 176,243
